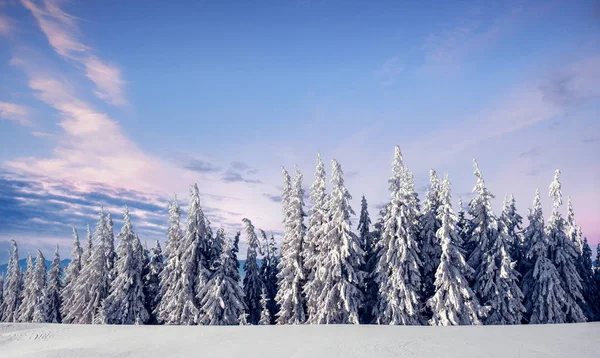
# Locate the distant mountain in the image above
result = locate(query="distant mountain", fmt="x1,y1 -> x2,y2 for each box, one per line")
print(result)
0,258 -> 71,276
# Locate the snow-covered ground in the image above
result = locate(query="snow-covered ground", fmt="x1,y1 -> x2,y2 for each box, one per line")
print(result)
0,322 -> 598,357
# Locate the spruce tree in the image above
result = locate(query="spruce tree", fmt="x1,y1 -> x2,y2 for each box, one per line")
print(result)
30,250 -> 48,323
100,207 -> 149,324
308,159 -> 364,324
144,240 -> 164,324
197,236 -> 246,326
500,194 -> 523,264
83,224 -> 93,264
276,167 -> 307,324
303,154 -> 328,322
0,274 -> 3,321
0,240 -> 22,322
16,253 -> 35,322
358,195 -> 377,324
521,189 -> 567,324
63,209 -> 112,324
259,287 -> 271,325
373,146 -> 422,325
427,175 -> 484,326
206,217 -> 221,271
259,229 -> 279,323
45,245 -> 63,323
420,169 -> 442,301
546,170 -> 586,322
580,237 -> 600,320
157,196 -> 184,324
455,198 -> 470,247
179,183 -> 210,325
231,230 -> 242,283
242,218 -> 264,325
62,227 -> 83,320
105,213 -> 117,283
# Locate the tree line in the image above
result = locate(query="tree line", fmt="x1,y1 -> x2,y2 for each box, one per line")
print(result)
0,146 -> 598,325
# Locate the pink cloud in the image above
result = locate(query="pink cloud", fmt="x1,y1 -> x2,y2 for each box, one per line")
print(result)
20,0 -> 127,105
0,101 -> 33,126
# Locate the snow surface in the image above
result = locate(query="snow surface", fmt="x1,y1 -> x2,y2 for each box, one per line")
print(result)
0,322 -> 598,357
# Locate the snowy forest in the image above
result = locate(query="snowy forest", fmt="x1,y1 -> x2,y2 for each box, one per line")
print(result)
0,146 -> 598,326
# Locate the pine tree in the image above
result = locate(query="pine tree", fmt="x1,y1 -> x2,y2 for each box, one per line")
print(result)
63,209 -> 112,324
358,195 -> 377,324
303,154 -> 328,322
308,159 -> 364,324
16,253 -> 35,322
420,169 -> 442,301
197,236 -> 246,326
455,198 -> 469,246
206,217 -> 221,271
157,196 -> 184,324
61,227 -> 83,320
259,287 -> 271,325
242,218 -> 264,325
521,189 -> 567,324
178,183 -> 210,325
45,245 -> 63,323
144,240 -> 164,324
83,224 -> 93,264
372,147 -> 422,325
427,175 -> 484,326
276,167 -> 307,324
231,230 -> 242,283
580,237 -> 600,320
546,170 -> 586,323
500,194 -> 523,264
100,207 -> 149,325
260,230 -> 279,323
30,250 -> 48,323
0,240 -> 22,322
105,213 -> 117,283
466,160 -> 499,275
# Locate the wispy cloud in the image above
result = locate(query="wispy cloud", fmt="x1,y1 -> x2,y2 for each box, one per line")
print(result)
182,156 -> 222,173
20,0 -> 127,105
262,193 -> 281,203
0,102 -> 33,126
0,11 -> 12,37
222,169 -> 263,184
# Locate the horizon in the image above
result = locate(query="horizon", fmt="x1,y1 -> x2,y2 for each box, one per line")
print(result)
0,0 -> 599,263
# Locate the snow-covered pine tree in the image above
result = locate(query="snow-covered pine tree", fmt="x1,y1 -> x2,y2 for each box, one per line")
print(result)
259,229 -> 279,323
197,236 -> 246,326
566,197 -> 584,253
259,287 -> 271,325
303,154 -> 328,322
521,188 -> 566,324
420,169 -> 442,301
357,195 -> 377,324
16,253 -> 35,322
63,209 -> 112,324
0,240 -> 22,322
45,245 -> 63,323
157,196 -> 184,324
596,244 -> 600,293
427,175 -> 484,326
309,159 -> 364,324
62,227 -> 83,314
100,207 -> 149,325
30,250 -> 48,323
466,160 -> 499,276
500,194 -> 523,264
276,167 -> 307,324
373,146 -> 422,325
474,208 -> 525,325
546,170 -> 586,323
455,198 -> 470,250
580,237 -> 600,321
144,240 -> 164,324
105,213 -> 117,283
242,218 -> 264,325
206,217 -> 221,271
83,224 -> 93,264
178,183 -> 210,325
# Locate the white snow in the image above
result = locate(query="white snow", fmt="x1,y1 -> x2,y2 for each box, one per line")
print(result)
0,322 -> 598,357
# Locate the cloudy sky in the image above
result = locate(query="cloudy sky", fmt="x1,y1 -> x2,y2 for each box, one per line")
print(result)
0,0 -> 599,263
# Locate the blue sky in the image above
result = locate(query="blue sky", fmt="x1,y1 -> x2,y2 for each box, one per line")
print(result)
0,0 -> 599,263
